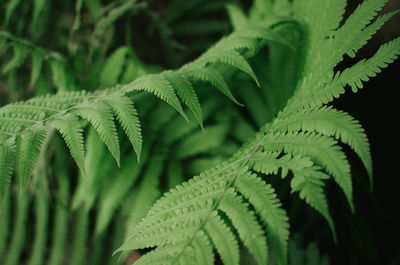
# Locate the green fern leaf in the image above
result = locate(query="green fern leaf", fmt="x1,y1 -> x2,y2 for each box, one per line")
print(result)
3,42 -> 28,74
100,47 -> 130,87
49,113 -> 86,174
251,151 -> 314,178
73,101 -> 120,166
191,231 -> 215,265
123,74 -> 188,121
262,132 -> 354,212
205,212 -> 240,265
132,243 -> 186,265
104,93 -> 142,161
15,128 -> 47,192
335,36 -> 400,93
334,0 -> 388,60
198,50 -> 260,86
293,36 -> 400,111
291,167 -> 335,239
181,66 -> 242,105
219,189 -> 268,265
344,10 -> 399,58
235,171 -> 289,265
226,4 -> 249,31
163,71 -> 203,128
274,106 -> 372,182
49,59 -> 71,91
0,137 -> 16,200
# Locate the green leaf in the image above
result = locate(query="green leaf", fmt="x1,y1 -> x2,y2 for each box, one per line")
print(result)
4,0 -> 22,25
235,172 -> 289,265
3,42 -> 28,74
73,101 -> 120,166
226,3 -> 249,31
100,47 -> 130,87
291,168 -> 336,241
163,71 -> 203,128
123,74 -> 188,121
104,94 -> 142,161
49,114 -> 85,174
205,213 -> 240,265
15,128 -> 47,193
220,189 -> 268,265
0,137 -> 16,200
198,50 -> 260,86
181,66 -> 242,105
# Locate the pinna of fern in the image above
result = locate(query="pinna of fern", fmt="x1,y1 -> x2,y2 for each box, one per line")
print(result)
115,0 -> 400,265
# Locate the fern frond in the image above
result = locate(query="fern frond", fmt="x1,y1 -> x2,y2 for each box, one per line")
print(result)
261,131 -> 354,212
118,159 -> 286,265
219,189 -> 268,265
2,41 -> 28,74
290,167 -> 335,239
234,171 -> 289,265
191,231 -> 215,265
73,101 -> 120,166
163,71 -> 203,128
226,3 -> 249,31
124,74 -> 188,121
334,36 -> 400,93
100,47 -> 131,87
104,93 -> 142,160
274,106 -> 372,181
333,0 -> 388,60
197,50 -> 260,86
205,212 -> 240,265
15,128 -> 47,192
0,137 -> 16,200
290,36 -> 400,111
180,65 -> 242,105
49,114 -> 86,174
0,31 -> 70,88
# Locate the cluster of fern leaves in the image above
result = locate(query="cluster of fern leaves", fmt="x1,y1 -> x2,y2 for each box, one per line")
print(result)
0,0 -> 399,264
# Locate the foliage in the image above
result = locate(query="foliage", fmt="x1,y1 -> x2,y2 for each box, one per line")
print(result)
0,0 -> 399,265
